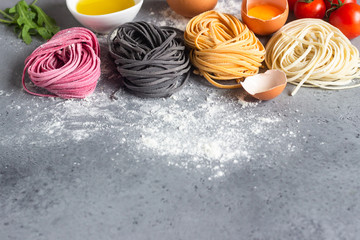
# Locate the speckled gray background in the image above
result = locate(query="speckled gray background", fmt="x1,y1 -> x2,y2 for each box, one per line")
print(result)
1,0 -> 360,239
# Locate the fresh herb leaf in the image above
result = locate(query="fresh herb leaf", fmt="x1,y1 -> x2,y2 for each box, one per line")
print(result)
15,0 -> 38,44
21,24 -> 33,44
30,1 -> 59,39
0,0 -> 59,44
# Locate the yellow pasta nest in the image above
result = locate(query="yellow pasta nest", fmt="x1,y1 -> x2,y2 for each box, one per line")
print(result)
184,10 -> 266,89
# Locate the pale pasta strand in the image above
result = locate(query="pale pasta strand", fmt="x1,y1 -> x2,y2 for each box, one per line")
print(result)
265,18 -> 360,96
184,10 -> 265,89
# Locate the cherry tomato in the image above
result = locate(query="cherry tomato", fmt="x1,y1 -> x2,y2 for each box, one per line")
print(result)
329,3 -> 360,39
325,0 -> 356,10
288,0 -> 298,11
294,0 -> 326,19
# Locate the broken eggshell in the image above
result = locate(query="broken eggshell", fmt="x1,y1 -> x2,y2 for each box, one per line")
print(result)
242,70 -> 287,101
241,0 -> 289,35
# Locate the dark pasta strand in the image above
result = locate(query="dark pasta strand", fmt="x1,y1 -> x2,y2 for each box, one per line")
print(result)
108,22 -> 191,98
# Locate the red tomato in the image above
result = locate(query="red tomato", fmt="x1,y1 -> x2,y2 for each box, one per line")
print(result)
325,0 -> 356,10
329,3 -> 360,39
288,0 -> 298,11
294,0 -> 326,19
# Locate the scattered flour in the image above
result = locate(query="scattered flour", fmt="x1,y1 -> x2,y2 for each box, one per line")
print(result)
0,3 -> 300,179
1,76 -> 299,179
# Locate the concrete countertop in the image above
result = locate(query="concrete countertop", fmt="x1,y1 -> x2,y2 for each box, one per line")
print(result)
1,0 -> 360,239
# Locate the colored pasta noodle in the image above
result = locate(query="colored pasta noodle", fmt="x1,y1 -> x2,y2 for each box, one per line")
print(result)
184,10 -> 265,89
22,27 -> 101,99
108,22 -> 191,98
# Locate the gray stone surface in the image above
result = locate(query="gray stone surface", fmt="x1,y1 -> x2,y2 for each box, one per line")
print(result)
1,0 -> 360,239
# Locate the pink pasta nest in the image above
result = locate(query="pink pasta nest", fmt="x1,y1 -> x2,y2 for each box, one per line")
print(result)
22,27 -> 101,99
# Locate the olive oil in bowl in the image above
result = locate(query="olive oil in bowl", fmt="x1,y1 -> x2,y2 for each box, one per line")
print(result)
76,0 -> 135,15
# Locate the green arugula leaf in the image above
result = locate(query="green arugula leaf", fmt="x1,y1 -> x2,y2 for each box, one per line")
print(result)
0,0 -> 60,44
15,0 -> 38,44
36,26 -> 52,40
30,2 -> 59,39
21,24 -> 32,44
15,1 -> 37,27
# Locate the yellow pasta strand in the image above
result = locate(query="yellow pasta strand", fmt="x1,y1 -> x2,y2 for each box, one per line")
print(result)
184,10 -> 265,89
265,18 -> 360,96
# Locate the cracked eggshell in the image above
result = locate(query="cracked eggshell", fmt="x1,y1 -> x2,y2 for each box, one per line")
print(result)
241,0 -> 288,35
242,70 -> 287,101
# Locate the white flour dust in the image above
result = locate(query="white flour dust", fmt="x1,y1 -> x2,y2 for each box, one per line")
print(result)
2,78 -> 299,179
131,87 -> 297,178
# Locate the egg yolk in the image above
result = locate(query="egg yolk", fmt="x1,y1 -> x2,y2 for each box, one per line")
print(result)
76,0 -> 135,15
247,4 -> 283,21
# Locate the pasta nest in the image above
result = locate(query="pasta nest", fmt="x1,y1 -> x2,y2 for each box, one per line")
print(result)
265,18 -> 360,95
184,10 -> 265,89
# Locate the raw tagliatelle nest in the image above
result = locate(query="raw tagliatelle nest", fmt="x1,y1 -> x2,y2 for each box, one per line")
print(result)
184,10 -> 266,89
108,22 -> 191,98
265,18 -> 360,96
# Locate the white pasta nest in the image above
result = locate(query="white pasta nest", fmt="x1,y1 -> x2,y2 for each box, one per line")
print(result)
265,18 -> 360,96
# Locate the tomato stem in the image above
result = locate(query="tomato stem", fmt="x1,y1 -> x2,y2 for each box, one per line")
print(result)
328,0 -> 345,8
298,0 -> 315,3
325,0 -> 346,18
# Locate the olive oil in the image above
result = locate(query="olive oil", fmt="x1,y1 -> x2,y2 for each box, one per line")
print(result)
76,0 -> 135,15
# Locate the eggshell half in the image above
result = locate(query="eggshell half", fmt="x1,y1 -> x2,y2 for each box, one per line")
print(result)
242,70 -> 287,100
166,0 -> 218,18
241,0 -> 289,35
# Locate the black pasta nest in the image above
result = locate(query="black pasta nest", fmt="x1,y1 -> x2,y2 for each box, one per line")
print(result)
108,21 -> 191,98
